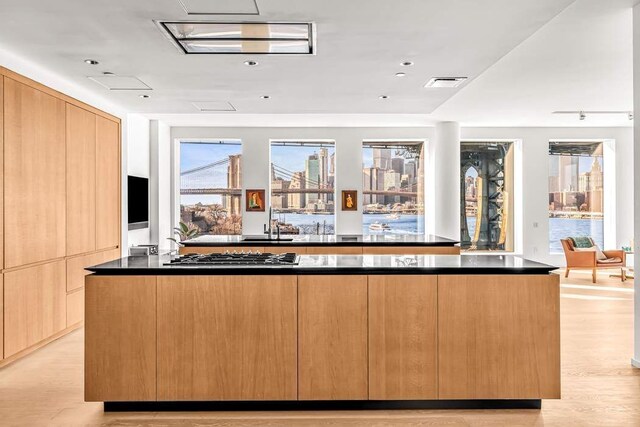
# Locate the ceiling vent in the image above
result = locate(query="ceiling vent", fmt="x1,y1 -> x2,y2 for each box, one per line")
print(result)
424,77 -> 467,88
157,21 -> 314,54
192,101 -> 237,112
178,0 -> 259,15
88,75 -> 152,91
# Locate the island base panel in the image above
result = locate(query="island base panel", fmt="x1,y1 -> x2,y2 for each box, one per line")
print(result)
438,274 -> 561,399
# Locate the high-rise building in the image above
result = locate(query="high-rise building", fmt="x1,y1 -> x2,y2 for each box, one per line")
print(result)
373,148 -> 392,170
391,157 -> 404,176
305,153 -> 320,206
288,172 -> 306,209
224,154 -> 242,215
558,156 -> 579,192
384,170 -> 401,203
363,167 -> 384,204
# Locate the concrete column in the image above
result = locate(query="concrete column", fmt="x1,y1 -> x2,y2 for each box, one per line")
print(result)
433,122 -> 461,240
633,5 -> 640,369
149,120 -> 172,250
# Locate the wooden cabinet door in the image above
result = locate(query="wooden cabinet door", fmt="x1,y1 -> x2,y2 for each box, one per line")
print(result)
157,275 -> 297,401
3,261 -> 66,357
4,77 -> 66,268
298,275 -> 368,400
0,274 -> 3,360
368,275 -> 437,399
438,274 -> 560,399
85,275 -> 157,402
95,116 -> 120,250
66,104 -> 96,256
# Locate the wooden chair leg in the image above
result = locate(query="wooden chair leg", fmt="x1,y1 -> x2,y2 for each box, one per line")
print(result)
621,268 -> 627,282
592,268 -> 597,283
565,268 -> 570,278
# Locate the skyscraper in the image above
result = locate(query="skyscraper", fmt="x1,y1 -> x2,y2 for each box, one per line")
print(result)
558,156 -> 579,192
373,148 -> 392,170
391,157 -> 404,176
318,148 -> 329,203
305,153 -> 320,206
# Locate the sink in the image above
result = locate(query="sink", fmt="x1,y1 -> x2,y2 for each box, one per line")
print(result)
242,237 -> 294,242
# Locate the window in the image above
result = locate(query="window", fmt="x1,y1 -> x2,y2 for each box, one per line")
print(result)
179,140 -> 242,235
460,141 -> 515,251
270,141 -> 335,235
362,141 -> 425,235
548,141 -> 604,253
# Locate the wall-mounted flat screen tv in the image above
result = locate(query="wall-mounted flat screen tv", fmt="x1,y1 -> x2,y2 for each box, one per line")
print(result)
128,175 -> 149,230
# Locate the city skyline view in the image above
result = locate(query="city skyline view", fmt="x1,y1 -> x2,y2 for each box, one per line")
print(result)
548,143 -> 605,252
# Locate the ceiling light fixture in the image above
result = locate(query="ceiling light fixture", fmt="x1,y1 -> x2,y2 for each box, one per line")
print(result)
157,21 -> 314,55
139,94 -> 150,99
102,71 -> 114,75
400,61 -> 413,66
552,110 -> 633,121
424,77 -> 468,88
244,60 -> 258,66
395,72 -> 406,77
84,59 -> 99,65
379,95 -> 389,99
261,95 -> 270,99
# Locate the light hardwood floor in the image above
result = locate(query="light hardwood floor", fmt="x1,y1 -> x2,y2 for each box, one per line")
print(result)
0,271 -> 638,426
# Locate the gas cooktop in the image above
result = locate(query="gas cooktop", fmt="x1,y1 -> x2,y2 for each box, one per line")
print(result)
165,252 -> 299,266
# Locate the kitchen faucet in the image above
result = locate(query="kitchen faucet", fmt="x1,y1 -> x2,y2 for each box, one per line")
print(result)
263,207 -> 280,239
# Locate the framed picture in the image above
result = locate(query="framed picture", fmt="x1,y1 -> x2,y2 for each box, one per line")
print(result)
246,189 -> 266,212
342,190 -> 357,211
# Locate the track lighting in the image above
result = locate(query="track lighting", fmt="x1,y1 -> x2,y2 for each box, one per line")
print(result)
579,111 -> 586,121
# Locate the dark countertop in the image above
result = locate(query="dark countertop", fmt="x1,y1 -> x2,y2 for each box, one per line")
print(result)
181,234 -> 459,247
86,254 -> 556,276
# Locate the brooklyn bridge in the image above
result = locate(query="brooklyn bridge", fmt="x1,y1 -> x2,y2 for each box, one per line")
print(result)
180,157 -> 417,198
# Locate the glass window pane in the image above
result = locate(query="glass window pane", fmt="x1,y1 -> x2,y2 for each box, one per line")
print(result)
270,142 -> 335,235
180,140 -> 242,235
362,142 -> 425,235
165,23 -> 310,40
460,141 -> 514,251
181,39 -> 311,54
548,142 -> 604,253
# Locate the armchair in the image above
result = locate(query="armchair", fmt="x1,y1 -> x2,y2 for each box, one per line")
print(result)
561,238 -> 626,283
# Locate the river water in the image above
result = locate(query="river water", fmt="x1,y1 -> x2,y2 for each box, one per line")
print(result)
278,214 -> 605,253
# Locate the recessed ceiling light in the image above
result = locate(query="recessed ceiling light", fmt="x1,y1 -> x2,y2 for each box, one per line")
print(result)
379,95 -> 389,99
261,95 -> 270,99
139,94 -> 150,99
84,59 -> 99,65
424,77 -> 468,88
395,72 -> 406,77
400,61 -> 413,66
244,60 -> 258,66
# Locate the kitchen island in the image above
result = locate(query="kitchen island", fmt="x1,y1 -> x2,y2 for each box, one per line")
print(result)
84,253 -> 559,410
180,234 -> 461,255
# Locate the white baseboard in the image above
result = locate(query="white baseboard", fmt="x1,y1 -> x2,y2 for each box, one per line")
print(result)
632,358 -> 640,369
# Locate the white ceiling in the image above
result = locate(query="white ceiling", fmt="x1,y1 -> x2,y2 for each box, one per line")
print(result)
0,0 -> 634,127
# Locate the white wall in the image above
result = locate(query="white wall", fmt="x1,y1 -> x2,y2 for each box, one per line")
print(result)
171,127 -> 435,235
125,114 -> 151,248
462,127 -> 633,266
166,125 -> 633,266
150,120 -> 172,250
631,3 -> 640,369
